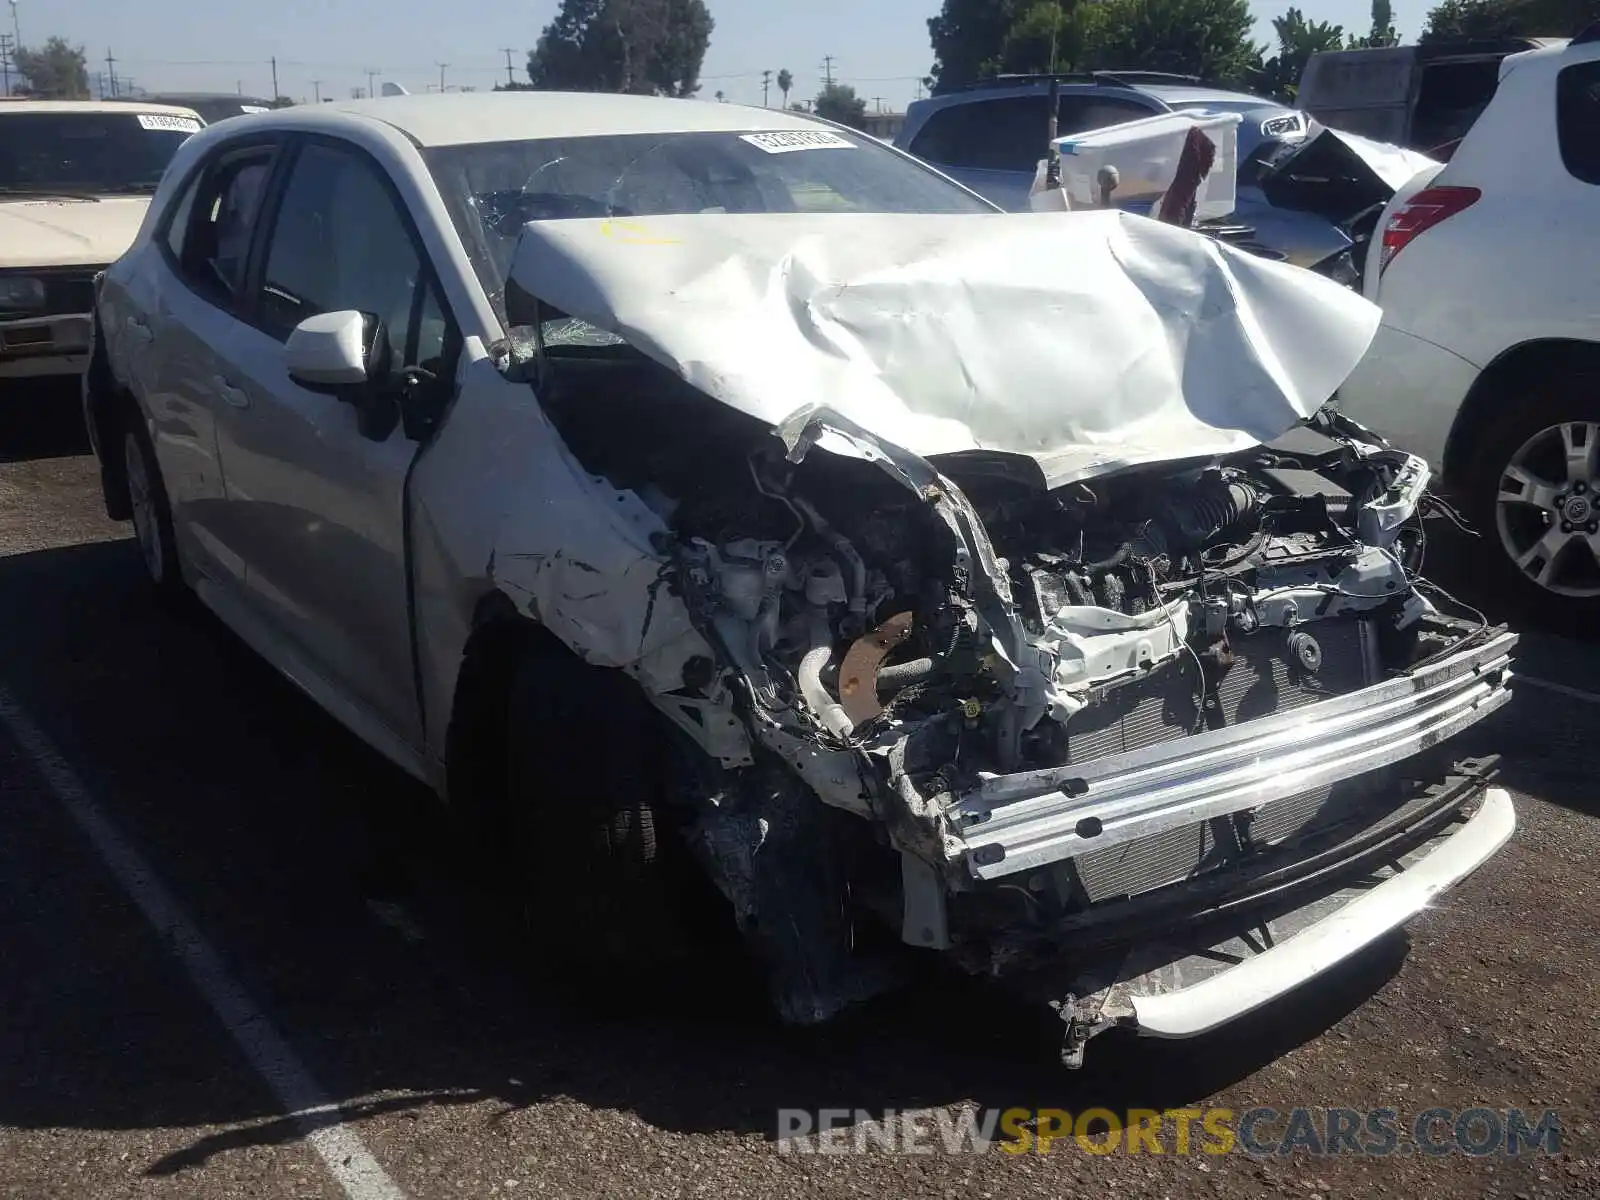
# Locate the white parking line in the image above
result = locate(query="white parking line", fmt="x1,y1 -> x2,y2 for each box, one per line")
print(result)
1516,674 -> 1600,705
0,687 -> 407,1200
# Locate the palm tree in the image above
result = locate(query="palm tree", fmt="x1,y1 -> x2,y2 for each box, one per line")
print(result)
777,68 -> 793,110
715,89 -> 726,102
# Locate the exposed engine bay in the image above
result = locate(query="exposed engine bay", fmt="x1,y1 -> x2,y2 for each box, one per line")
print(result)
521,338 -> 1514,1060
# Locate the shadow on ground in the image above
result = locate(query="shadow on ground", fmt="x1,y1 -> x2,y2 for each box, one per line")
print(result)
0,537 -> 1429,1171
0,380 -> 93,463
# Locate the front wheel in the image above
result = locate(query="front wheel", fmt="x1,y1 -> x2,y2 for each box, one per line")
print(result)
122,416 -> 184,598
1468,380 -> 1600,633
503,641 -> 698,984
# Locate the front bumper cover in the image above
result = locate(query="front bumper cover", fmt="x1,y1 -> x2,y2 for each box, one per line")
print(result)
996,761 -> 1513,1066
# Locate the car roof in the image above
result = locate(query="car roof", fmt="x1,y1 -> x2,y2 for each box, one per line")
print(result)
1139,83 -> 1289,112
223,92 -> 839,148
0,100 -> 204,118
906,77 -> 1288,115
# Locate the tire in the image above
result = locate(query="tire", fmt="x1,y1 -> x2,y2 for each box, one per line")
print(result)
1464,375 -> 1600,634
503,640 -> 695,983
121,413 -> 185,599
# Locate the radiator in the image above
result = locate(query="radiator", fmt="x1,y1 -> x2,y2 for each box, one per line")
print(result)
1064,619 -> 1387,905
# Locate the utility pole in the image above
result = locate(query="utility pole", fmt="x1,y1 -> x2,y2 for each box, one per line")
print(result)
761,68 -> 772,107
365,67 -> 379,97
0,33 -> 11,97
437,61 -> 448,93
7,0 -> 18,52
312,79 -> 322,103
270,55 -> 279,101
872,96 -> 882,112
821,55 -> 834,87
105,47 -> 117,97
500,47 -> 517,88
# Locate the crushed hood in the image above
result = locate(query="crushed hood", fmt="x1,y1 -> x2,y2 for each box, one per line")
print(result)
1261,127 -> 1439,220
509,210 -> 1381,487
0,196 -> 152,268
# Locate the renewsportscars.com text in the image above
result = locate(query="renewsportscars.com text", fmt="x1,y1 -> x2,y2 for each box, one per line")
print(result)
776,1106 -> 1562,1157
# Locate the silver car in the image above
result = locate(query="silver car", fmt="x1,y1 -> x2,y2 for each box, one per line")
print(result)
85,93 -> 1515,1066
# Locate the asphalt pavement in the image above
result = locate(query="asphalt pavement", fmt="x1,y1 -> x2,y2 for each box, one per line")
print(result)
0,384 -> 1594,1199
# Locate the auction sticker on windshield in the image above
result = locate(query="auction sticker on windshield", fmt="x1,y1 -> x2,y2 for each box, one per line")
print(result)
136,113 -> 203,133
741,131 -> 855,154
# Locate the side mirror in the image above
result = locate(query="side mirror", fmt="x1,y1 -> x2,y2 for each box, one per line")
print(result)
285,310 -> 387,390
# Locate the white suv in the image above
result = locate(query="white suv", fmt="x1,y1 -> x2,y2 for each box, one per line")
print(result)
1336,32 -> 1600,628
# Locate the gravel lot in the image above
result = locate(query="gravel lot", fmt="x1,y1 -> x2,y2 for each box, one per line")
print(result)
0,385 -> 1594,1199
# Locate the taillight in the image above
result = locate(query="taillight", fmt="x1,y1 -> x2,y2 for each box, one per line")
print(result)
1380,185 -> 1480,273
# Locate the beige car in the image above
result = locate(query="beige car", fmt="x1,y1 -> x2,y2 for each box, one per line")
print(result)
0,100 -> 202,379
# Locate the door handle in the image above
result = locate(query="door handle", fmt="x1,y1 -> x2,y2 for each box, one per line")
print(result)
212,375 -> 251,409
126,316 -> 153,343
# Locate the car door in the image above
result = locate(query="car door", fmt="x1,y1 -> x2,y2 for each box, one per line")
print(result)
208,135 -> 460,752
134,139 -> 282,590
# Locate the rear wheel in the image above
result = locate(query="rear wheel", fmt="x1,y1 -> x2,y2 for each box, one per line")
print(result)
122,415 -> 184,598
1466,377 -> 1600,633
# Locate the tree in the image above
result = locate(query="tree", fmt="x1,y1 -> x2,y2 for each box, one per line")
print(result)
1346,0 -> 1399,46
714,89 -> 725,101
927,0 -> 1261,93
814,81 -> 867,127
928,0 -> 1026,92
1254,7 -> 1345,100
13,37 -> 90,100
527,0 -> 715,97
1079,0 -> 1261,85
1000,1 -> 1090,74
777,67 -> 793,108
1422,0 -> 1599,41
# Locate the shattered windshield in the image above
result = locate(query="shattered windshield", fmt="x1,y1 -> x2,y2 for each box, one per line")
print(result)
425,129 -> 994,322
0,112 -> 201,197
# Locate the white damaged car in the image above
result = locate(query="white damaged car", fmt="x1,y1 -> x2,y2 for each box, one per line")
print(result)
85,94 -> 1517,1065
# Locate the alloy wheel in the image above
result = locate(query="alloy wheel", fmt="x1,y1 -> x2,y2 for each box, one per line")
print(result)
1494,420 -> 1600,598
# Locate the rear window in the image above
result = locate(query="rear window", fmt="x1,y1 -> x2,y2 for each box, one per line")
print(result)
1557,61 -> 1600,185
0,111 -> 200,196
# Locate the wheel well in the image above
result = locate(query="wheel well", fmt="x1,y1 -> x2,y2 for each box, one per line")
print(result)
1443,339 -> 1600,483
442,597 -> 583,832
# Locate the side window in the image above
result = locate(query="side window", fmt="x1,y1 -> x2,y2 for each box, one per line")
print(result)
910,93 -> 1157,172
257,143 -> 426,367
910,97 -> 1051,172
1557,61 -> 1600,186
1057,94 -> 1160,135
161,172 -> 200,262
171,148 -> 275,304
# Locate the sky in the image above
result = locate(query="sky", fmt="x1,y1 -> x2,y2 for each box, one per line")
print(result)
19,1 -> 1429,110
